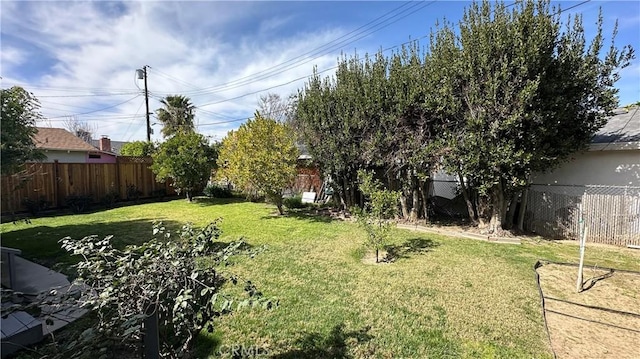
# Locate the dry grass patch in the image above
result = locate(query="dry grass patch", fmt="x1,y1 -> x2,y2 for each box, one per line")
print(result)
537,263 -> 640,359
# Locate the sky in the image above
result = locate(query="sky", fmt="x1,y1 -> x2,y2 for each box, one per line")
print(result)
1,0 -> 639,143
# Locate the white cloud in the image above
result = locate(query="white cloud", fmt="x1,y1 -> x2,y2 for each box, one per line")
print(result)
0,46 -> 26,66
1,1 -> 351,143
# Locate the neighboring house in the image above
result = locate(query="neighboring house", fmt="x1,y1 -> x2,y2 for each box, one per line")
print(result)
292,142 -> 323,194
532,107 -> 639,187
90,139 -> 129,156
526,107 -> 639,246
428,107 -> 640,246
33,128 -> 117,164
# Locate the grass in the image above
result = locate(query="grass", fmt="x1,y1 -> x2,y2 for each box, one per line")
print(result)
2,198 -> 639,358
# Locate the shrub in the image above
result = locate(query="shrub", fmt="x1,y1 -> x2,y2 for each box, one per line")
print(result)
283,195 -> 305,209
65,194 -> 92,213
54,220 -> 274,358
125,184 -> 142,202
203,183 -> 233,198
101,185 -> 119,209
22,196 -> 50,216
151,188 -> 167,198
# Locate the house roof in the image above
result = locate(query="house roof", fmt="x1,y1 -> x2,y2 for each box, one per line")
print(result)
592,106 -> 639,144
33,127 -> 99,152
296,142 -> 312,160
90,139 -> 129,155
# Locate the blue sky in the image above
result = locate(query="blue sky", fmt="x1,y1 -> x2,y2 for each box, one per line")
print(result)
1,1 -> 638,143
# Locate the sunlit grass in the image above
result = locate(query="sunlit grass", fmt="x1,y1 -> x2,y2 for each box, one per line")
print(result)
2,198 -> 638,358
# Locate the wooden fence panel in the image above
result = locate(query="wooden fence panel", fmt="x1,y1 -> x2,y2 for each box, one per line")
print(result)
1,158 -> 176,215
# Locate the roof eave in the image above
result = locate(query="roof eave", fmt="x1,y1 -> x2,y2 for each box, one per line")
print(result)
589,141 -> 640,151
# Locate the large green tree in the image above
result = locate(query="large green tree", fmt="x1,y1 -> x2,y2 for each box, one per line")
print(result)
156,95 -> 196,138
120,140 -> 156,157
150,132 -> 216,201
217,112 -> 299,215
0,86 -> 45,174
296,49 -> 445,219
436,0 -> 634,233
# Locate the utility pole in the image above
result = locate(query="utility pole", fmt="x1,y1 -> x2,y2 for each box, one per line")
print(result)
137,66 -> 151,142
143,66 -> 151,142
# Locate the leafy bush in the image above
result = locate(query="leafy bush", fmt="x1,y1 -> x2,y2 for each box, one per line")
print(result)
125,184 -> 142,202
203,183 -> 233,198
65,194 -> 92,213
22,196 -> 50,215
100,185 -> 119,209
55,220 -> 273,358
151,188 -> 167,198
283,195 -> 305,209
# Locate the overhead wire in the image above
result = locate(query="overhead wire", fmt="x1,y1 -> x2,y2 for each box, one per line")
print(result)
194,0 -> 592,109
45,95 -> 141,119
153,1 -> 438,98
35,0 -> 594,130
124,98 -> 147,141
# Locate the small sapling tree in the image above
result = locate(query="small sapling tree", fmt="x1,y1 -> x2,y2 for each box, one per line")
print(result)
353,170 -> 400,263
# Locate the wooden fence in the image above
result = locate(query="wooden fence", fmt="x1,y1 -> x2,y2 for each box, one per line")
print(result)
524,184 -> 640,247
1,157 -> 175,215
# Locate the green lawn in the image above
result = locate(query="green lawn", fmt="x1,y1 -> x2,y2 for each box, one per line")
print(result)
2,198 -> 639,358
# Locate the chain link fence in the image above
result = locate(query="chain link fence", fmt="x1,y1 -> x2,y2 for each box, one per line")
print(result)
430,179 -> 640,246
525,184 -> 640,246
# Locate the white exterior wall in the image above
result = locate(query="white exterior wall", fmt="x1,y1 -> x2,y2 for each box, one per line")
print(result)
42,150 -> 86,163
431,171 -> 459,199
532,150 -> 640,187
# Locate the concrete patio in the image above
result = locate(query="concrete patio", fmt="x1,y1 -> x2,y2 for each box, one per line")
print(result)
1,248 -> 88,357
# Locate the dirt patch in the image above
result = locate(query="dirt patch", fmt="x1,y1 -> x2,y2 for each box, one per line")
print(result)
360,250 -> 390,265
536,263 -> 640,359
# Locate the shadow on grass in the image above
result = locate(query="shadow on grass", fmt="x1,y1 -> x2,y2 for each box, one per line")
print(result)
0,219 -> 182,270
1,196 -> 183,223
260,208 -> 339,224
271,323 -> 373,359
384,237 -> 439,262
193,197 -> 248,207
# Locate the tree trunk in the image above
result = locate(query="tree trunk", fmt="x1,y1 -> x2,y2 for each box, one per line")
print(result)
340,176 -> 348,210
504,191 -> 520,230
419,177 -> 430,223
458,172 -> 478,225
399,195 -> 410,219
489,183 -> 507,234
517,187 -> 529,231
186,190 -> 192,202
409,187 -> 419,222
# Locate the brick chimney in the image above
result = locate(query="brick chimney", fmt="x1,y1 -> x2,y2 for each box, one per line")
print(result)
99,136 -> 111,152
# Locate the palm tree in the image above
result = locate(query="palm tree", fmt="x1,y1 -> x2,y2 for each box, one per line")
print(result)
156,95 -> 195,138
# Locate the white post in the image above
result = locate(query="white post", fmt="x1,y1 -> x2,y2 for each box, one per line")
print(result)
576,211 -> 587,293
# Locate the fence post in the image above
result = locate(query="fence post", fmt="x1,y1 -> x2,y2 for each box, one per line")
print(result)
54,160 -> 61,208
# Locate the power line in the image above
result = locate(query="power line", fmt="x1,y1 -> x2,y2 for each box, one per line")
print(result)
45,95 -> 141,119
147,67 -> 202,91
195,33 -> 430,109
3,83 -> 138,92
154,1 -> 438,98
35,91 -> 140,98
123,98 -> 146,141
155,1 -> 416,96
